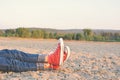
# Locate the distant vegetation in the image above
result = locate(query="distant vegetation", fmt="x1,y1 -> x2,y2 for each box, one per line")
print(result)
0,27 -> 120,42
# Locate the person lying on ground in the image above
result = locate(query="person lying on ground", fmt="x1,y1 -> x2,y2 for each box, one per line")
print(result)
0,38 -> 70,72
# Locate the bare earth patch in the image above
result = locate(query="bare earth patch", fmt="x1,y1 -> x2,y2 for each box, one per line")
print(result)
0,37 -> 120,80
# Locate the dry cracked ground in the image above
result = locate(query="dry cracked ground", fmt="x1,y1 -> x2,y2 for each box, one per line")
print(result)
0,37 -> 120,80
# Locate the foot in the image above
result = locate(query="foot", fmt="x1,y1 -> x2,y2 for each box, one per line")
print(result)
44,63 -> 60,70
48,46 -> 71,70
49,65 -> 60,70
48,38 -> 64,66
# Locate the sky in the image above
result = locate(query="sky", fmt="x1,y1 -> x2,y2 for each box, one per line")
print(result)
0,0 -> 120,30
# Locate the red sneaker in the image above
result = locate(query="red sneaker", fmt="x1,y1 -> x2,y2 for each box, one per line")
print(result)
49,46 -> 70,70
48,38 -> 64,66
63,46 -> 71,62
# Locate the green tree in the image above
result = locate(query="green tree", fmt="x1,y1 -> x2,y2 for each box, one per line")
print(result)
31,30 -> 39,38
101,32 -> 113,41
44,32 -> 49,39
83,29 -> 92,36
83,29 -> 93,40
114,32 -> 120,41
76,33 -> 83,40
64,33 -> 73,40
53,33 -> 57,39
31,30 -> 46,38
49,33 -> 54,39
16,28 -> 31,38
0,30 -> 4,36
93,35 -> 104,41
5,29 -> 16,37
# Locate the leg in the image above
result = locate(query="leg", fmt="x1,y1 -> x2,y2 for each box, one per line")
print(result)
0,56 -> 48,72
0,49 -> 47,63
0,38 -> 71,70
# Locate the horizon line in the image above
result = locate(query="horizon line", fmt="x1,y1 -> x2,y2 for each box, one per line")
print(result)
0,27 -> 120,30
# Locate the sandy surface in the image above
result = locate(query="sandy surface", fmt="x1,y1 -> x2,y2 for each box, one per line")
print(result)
0,37 -> 120,80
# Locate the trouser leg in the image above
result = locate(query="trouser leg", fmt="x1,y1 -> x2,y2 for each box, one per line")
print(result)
0,56 -> 44,72
0,49 -> 47,63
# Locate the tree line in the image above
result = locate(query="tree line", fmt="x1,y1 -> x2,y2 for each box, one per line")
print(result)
0,28 -> 120,42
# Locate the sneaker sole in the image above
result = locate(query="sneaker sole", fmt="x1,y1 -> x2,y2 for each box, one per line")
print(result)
59,38 -> 64,65
64,46 -> 71,62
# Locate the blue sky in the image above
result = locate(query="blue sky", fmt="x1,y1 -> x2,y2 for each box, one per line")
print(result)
0,0 -> 120,30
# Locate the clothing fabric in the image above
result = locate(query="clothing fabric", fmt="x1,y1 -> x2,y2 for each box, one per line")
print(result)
0,49 -> 46,72
0,49 -> 46,63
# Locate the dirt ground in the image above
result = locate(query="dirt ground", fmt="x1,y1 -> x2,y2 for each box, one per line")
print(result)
0,37 -> 120,80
